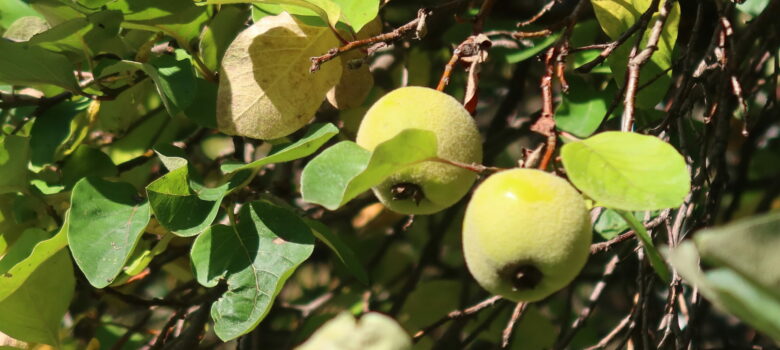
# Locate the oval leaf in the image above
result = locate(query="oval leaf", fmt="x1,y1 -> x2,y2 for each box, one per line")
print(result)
301,129 -> 438,210
68,178 -> 151,288
561,131 -> 689,210
190,201 -> 315,341
217,11 -> 342,140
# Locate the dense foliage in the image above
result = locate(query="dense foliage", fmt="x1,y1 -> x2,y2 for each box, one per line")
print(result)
0,0 -> 778,349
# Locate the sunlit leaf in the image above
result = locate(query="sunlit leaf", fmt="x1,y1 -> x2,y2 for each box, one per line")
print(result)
591,0 -> 680,108
221,123 -> 339,173
0,225 -> 67,301
0,248 -> 74,347
561,131 -> 689,210
217,11 -> 342,140
301,129 -> 438,210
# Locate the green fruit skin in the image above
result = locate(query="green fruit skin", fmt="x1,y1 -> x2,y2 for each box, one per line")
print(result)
462,169 -> 592,302
356,86 -> 482,215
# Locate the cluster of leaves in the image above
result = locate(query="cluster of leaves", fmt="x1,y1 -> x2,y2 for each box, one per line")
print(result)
0,0 -> 779,349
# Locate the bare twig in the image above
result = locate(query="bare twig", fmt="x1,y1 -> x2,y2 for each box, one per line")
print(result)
554,254 -> 622,349
501,302 -> 527,348
310,9 -> 431,72
621,0 -> 673,131
517,0 -> 560,27
413,295 -> 503,340
576,0 -> 662,74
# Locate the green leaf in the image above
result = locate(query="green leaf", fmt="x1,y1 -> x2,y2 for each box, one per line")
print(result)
0,40 -> 80,91
0,248 -> 74,347
694,212 -> 780,297
0,134 -> 30,194
301,129 -> 438,210
146,166 -> 224,236
668,242 -> 780,341
27,10 -> 123,58
331,0 -> 379,32
554,78 -> 614,138
68,178 -> 151,288
29,99 -> 90,172
107,0 -> 208,46
199,4 -> 251,71
221,123 -> 339,173
183,78 -> 218,128
190,201 -> 315,341
295,312 -> 411,350
561,131 -> 689,211
202,0 -> 342,29
304,219 -> 369,285
593,208 -> 631,240
737,0 -> 769,16
591,0 -> 680,109
61,145 -> 118,189
0,229 -> 48,277
95,78 -> 160,133
119,52 -> 197,117
616,209 -> 670,282
105,109 -> 178,164
0,226 -> 68,301
505,32 -> 560,64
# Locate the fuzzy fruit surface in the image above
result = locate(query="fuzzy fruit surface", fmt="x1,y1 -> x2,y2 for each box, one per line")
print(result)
462,168 -> 592,302
356,86 -> 482,215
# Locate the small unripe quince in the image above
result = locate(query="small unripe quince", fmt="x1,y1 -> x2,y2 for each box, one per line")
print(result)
356,86 -> 482,215
462,168 -> 592,302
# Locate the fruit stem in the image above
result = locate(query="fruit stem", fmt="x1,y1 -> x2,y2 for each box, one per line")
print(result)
615,210 -> 671,283
426,157 -> 506,175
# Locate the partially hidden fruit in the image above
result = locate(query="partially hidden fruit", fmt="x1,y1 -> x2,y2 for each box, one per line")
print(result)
217,12 -> 342,140
462,168 -> 592,302
295,312 -> 411,350
356,86 -> 482,215
326,18 -> 382,110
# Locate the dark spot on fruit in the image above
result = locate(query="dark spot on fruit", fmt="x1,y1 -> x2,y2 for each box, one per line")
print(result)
390,183 -> 425,205
500,263 -> 542,291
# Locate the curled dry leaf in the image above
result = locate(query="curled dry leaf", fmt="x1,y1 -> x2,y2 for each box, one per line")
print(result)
217,12 -> 342,140
326,17 -> 383,110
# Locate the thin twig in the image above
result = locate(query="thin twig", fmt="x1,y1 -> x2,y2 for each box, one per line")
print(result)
413,295 -> 503,340
517,0 -> 559,27
310,9 -> 431,71
576,0 -> 662,74
621,0 -> 673,131
554,254 -> 622,349
501,302 -> 527,348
